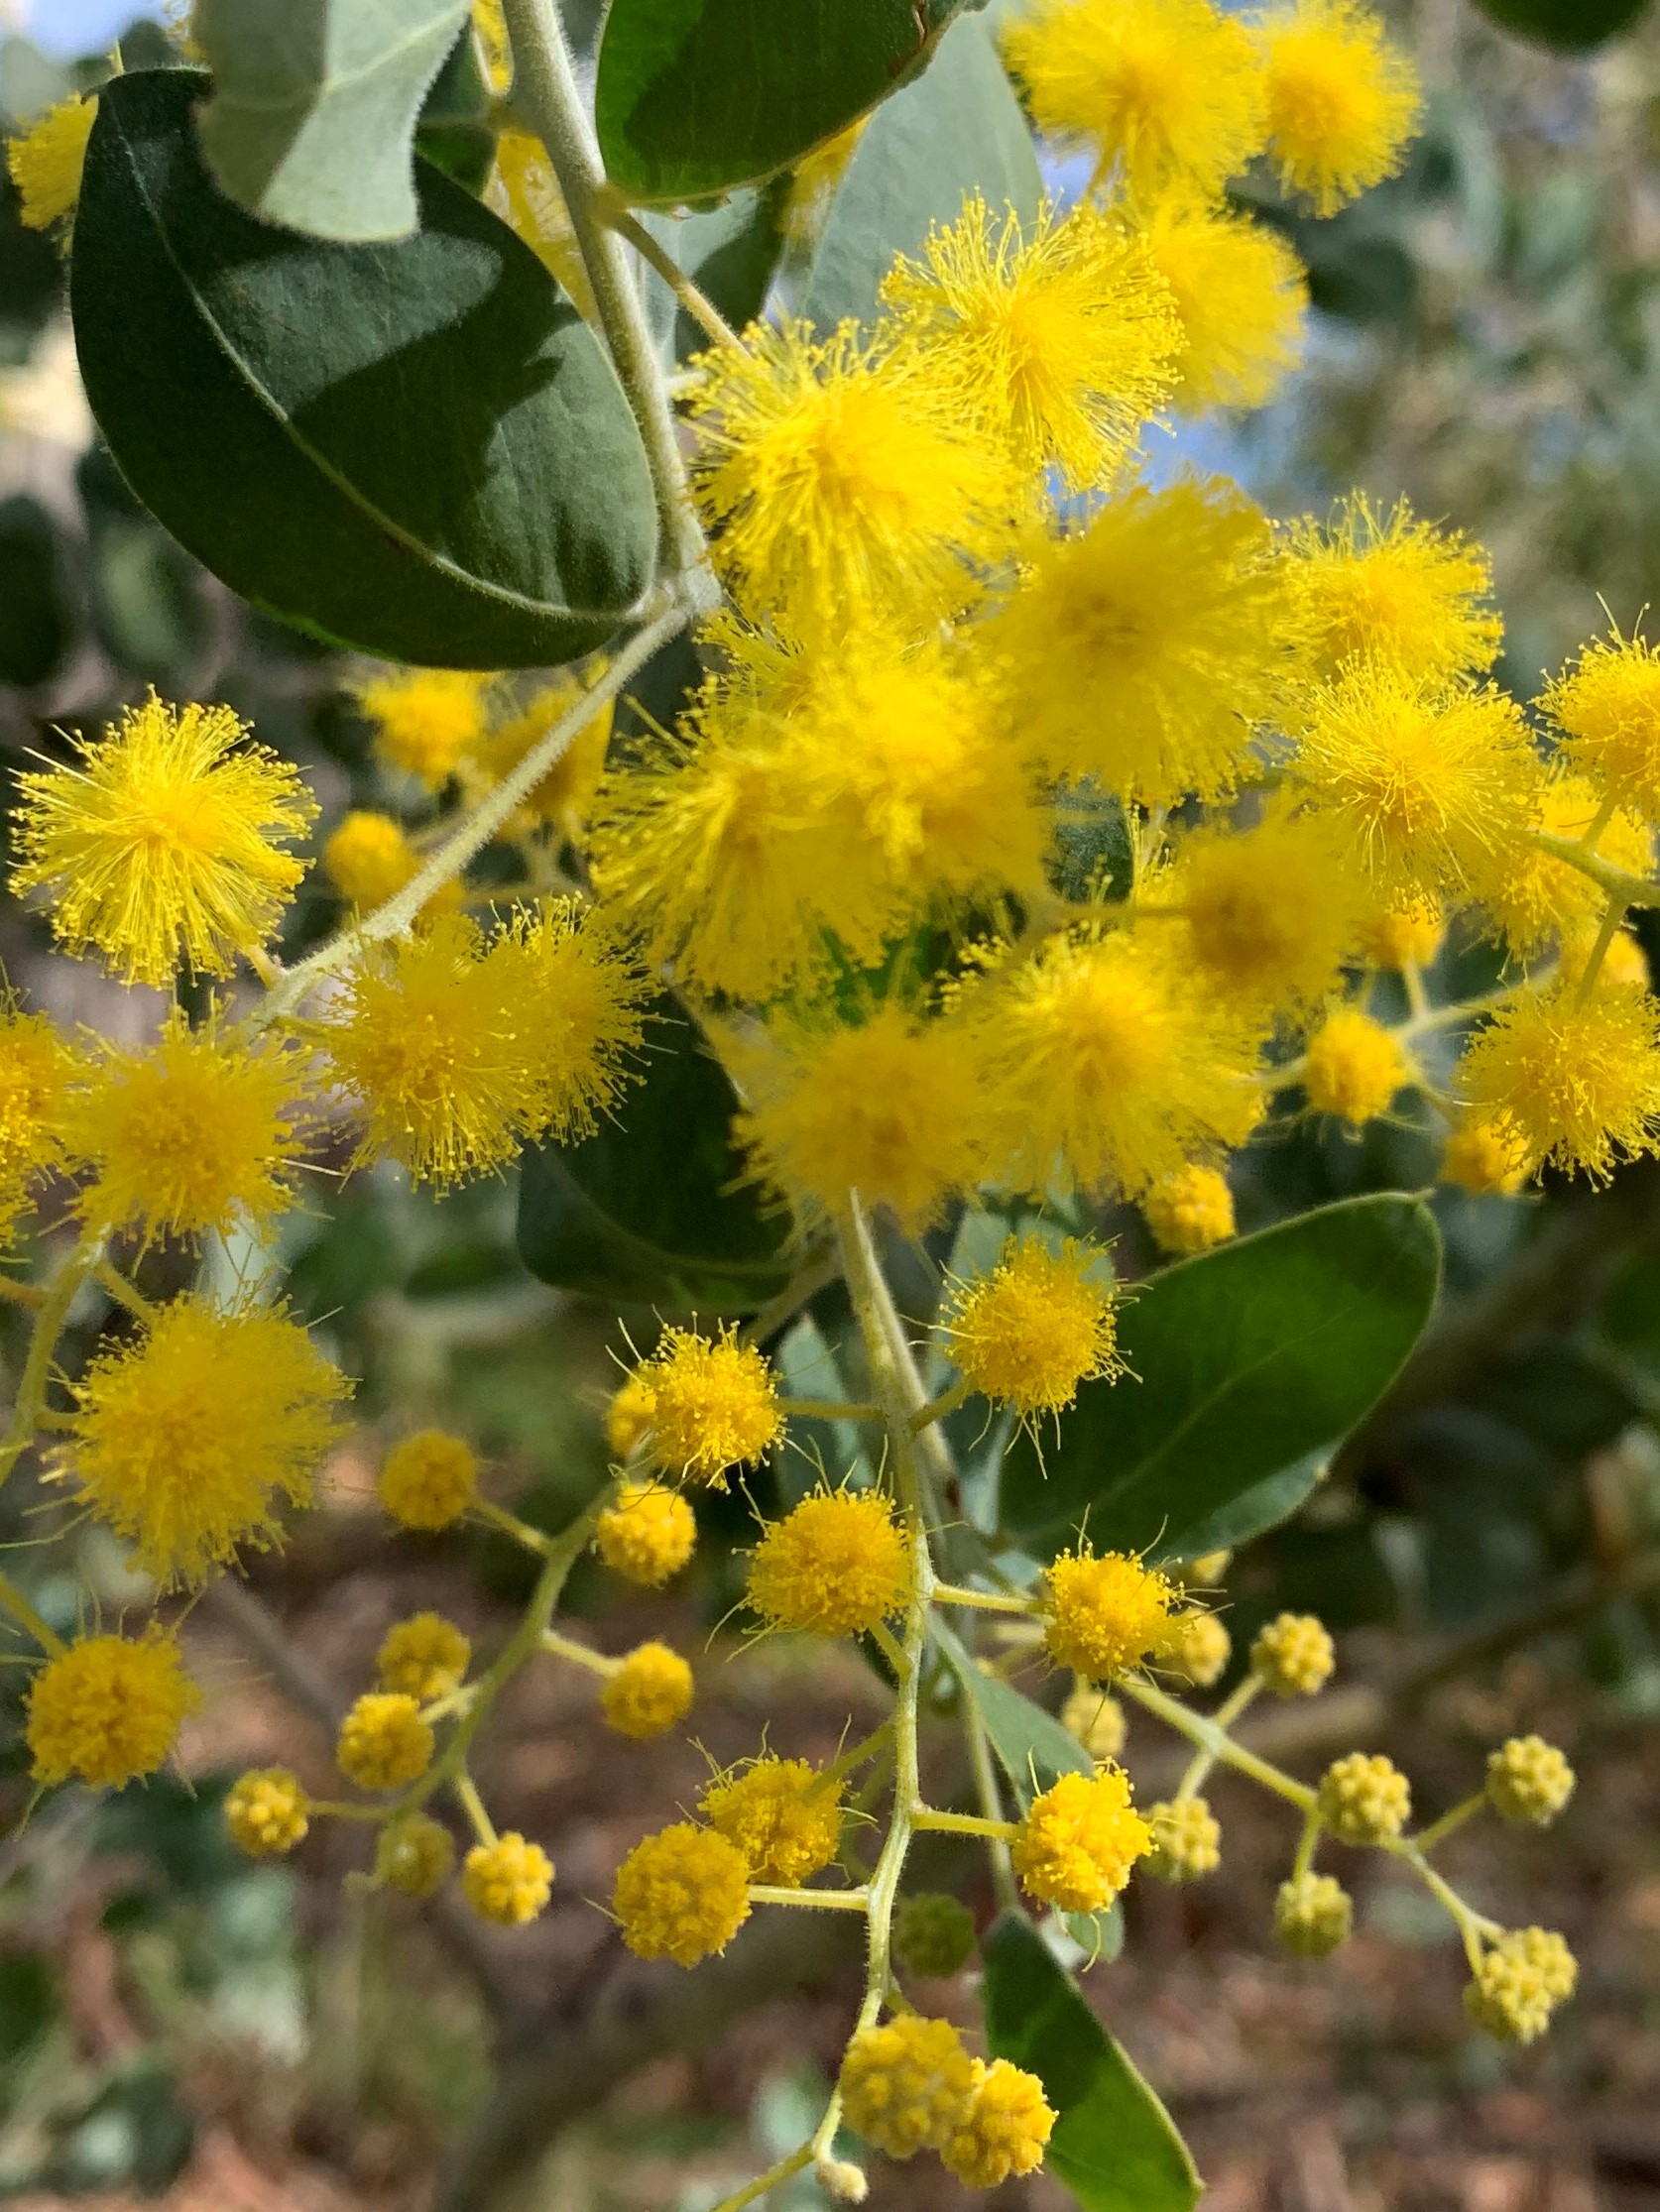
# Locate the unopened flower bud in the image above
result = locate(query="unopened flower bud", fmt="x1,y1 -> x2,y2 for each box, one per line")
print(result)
1250,1612 -> 1334,1698
1317,1751 -> 1409,1844
1485,1735 -> 1575,1826
892,1892 -> 978,1978
1274,1872 -> 1353,1958
1145,1798 -> 1222,1882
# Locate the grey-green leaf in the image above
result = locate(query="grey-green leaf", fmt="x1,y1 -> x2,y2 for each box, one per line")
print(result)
194,0 -> 470,242
802,15 -> 1039,334
933,1619 -> 1089,1807
1001,1196 -> 1442,1564
983,1915 -> 1202,2212
71,70 -> 657,669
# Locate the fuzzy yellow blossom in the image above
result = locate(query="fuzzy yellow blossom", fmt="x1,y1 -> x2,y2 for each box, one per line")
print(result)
1360,897 -> 1445,972
0,1002 -> 76,1242
1286,497 -> 1501,682
1296,660 -> 1538,896
462,1832 -> 553,1924
838,2016 -> 980,2158
376,1613 -> 470,1702
336,1692 -> 433,1791
595,1481 -> 696,1586
700,1756 -> 844,1886
600,1642 -> 694,1740
1457,982 -> 1660,1184
748,1487 -> 912,1639
1145,1796 -> 1222,1881
639,1327 -> 781,1483
1255,0 -> 1420,215
27,1632 -> 198,1789
1439,1113 -> 1529,1197
1486,1736 -> 1576,1826
322,810 -> 457,918
612,1823 -> 752,1965
970,927 -> 1262,1199
1003,0 -> 1266,198
1012,1767 -> 1153,1912
1062,1683 -> 1127,1762
993,480 -> 1298,804
326,904 -> 646,1186
1302,1007 -> 1412,1126
378,1430 -> 478,1530
7,94 -> 95,231
1275,1871 -> 1353,1956
1162,1609 -> 1232,1689
1162,806 -> 1368,1015
1129,190 -> 1307,412
941,2060 -> 1057,2188
1540,630 -> 1660,815
464,675 -> 613,836
1464,1929 -> 1577,2043
880,194 -> 1180,487
1043,1545 -> 1179,1681
225,1769 -> 309,1857
943,1237 -> 1123,1419
357,669 -> 490,788
64,1014 -> 306,1245
10,697 -> 315,986
734,1005 -> 987,1233
69,1298 -> 350,1586
1572,925 -> 1650,992
376,1813 -> 456,1897
1468,774 -> 1652,957
1317,1751 -> 1410,1843
1142,1164 -> 1236,1256
687,319 -> 1016,640
604,1373 -> 657,1462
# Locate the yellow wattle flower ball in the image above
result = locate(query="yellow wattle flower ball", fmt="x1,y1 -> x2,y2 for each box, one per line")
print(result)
356,668 -> 491,789
1359,897 -> 1445,973
6,93 -> 95,231
0,1001 -> 79,1244
1042,1544 -> 1178,1682
1467,772 -> 1653,958
1302,1007 -> 1411,1126
747,1487 -> 912,1640
1456,981 -> 1660,1185
594,1479 -> 696,1586
225,1768 -> 310,1857
943,1236 -> 1123,1419
64,1013 -> 306,1246
321,810 -> 458,919
1316,1751 -> 1410,1844
336,1691 -> 434,1792
1161,1607 -> 1232,1689
1129,189 -> 1307,413
375,1811 -> 456,1897
604,1371 -> 658,1462
612,1822 -> 752,1965
1011,1766 -> 1153,1913
376,1612 -> 471,1702
1163,804 -> 1369,1017
1145,1796 -> 1222,1882
462,1831 -> 554,1924
378,1430 -> 479,1531
9,696 -> 315,988
699,1756 -> 844,1887
837,2015 -> 979,2159
879,192 -> 1181,488
1287,494 -> 1501,682
1539,629 -> 1660,816
1250,1612 -> 1335,1697
1274,1871 -> 1353,1957
941,2058 -> 1057,2188
599,1641 -> 694,1741
27,1632 -> 198,1789
68,1297 -> 350,1587
1439,1113 -> 1529,1198
1464,1928 -> 1577,2044
639,1327 -> 781,1484
1485,1736 -> 1576,1827
1143,1163 -> 1236,1256
1002,0 -> 1267,199
1061,1682 -> 1127,1763
1255,0 -> 1421,216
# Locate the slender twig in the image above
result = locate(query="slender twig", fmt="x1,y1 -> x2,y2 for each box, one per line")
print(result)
597,190 -> 743,352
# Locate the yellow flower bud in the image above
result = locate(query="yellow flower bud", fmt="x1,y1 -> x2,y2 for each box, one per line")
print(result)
1249,1612 -> 1335,1697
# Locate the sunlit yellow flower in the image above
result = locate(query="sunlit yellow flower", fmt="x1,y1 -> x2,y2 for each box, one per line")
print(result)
943,1236 -> 1124,1418
27,1631 -> 198,1789
356,669 -> 491,789
1539,628 -> 1660,817
1457,980 -> 1660,1184
1301,1007 -> 1412,1125
1285,495 -> 1501,681
747,1487 -> 911,1639
6,95 -> 95,232
1129,189 -> 1307,412
1255,0 -> 1421,216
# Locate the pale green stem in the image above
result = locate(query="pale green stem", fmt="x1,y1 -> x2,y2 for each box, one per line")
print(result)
703,2144 -> 814,2212
595,189 -> 742,352
912,1808 -> 1018,1841
498,0 -> 717,600
1290,1806 -> 1323,1881
93,1261 -> 153,1321
1534,829 -> 1658,907
540,1627 -> 617,1677
477,1497 -> 556,1556
0,1235 -> 103,1492
0,1572 -> 64,1657
910,1376 -> 974,1433
1401,958 -> 1430,1024
1411,1791 -> 1486,1855
930,1581 -> 1038,1615
1577,790 -> 1619,858
1118,1675 -> 1317,1813
1173,1674 -> 1260,1804
451,1771 -> 497,1847
1576,892 -> 1626,1007
776,1397 -> 884,1424
746,1885 -> 871,1912
0,1277 -> 45,1311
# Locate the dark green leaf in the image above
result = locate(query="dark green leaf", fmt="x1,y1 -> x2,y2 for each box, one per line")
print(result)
644,181 -> 788,364
596,0 -> 982,205
1471,0 -> 1647,50
983,1915 -> 1201,2212
517,1002 -> 793,1310
1002,1196 -> 1442,1563
933,1618 -> 1089,1806
71,70 -> 656,669
0,496 -> 72,688
803,15 -> 1038,334
193,0 -> 470,241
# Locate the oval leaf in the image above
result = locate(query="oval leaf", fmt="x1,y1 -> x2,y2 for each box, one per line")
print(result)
596,0 -> 981,205
193,0 -> 469,242
516,1005 -> 793,1311
983,1914 -> 1202,2212
71,70 -> 657,668
803,15 -> 1039,335
1000,1195 -> 1442,1563
1471,0 -> 1647,50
